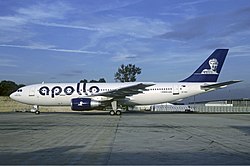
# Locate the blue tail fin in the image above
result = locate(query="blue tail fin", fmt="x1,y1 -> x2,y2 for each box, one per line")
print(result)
180,49 -> 229,82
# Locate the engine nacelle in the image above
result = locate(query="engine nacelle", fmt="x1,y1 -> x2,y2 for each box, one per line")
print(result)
71,98 -> 101,111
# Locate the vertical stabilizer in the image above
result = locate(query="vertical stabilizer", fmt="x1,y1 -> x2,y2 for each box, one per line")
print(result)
180,49 -> 229,82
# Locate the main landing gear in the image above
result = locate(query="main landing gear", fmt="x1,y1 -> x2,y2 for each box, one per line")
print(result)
31,105 -> 40,115
109,109 -> 122,116
109,101 -> 122,116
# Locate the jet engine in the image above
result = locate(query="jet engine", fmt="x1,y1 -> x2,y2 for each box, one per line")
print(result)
71,98 -> 101,111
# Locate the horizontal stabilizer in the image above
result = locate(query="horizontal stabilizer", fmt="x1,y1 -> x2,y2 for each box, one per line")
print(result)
201,80 -> 242,91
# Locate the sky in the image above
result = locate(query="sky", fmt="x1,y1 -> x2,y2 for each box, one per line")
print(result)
0,0 -> 250,92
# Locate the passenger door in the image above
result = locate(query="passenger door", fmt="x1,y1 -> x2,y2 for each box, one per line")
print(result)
173,85 -> 180,95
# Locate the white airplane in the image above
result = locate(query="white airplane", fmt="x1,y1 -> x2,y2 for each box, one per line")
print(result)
10,49 -> 241,115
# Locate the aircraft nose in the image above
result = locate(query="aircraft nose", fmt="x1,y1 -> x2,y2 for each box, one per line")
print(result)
10,92 -> 17,100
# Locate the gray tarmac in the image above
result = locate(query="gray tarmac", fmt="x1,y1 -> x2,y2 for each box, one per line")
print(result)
0,112 -> 250,165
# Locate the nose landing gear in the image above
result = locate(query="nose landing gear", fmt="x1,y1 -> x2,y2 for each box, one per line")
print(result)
31,105 -> 40,115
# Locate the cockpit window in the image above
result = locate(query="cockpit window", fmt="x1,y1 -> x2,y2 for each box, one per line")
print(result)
17,89 -> 23,92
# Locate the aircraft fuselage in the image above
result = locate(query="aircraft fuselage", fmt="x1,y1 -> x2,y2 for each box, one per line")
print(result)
10,82 -> 206,106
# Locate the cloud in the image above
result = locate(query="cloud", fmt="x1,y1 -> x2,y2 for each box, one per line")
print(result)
101,17 -> 168,38
26,71 -> 46,75
0,16 -> 35,43
0,1 -> 74,43
81,16 -> 170,52
76,0 -> 142,15
157,15 -> 211,41
112,54 -> 139,62
49,69 -> 84,80
58,70 -> 83,77
230,45 -> 250,57
158,6 -> 250,43
0,58 -> 17,67
0,73 -> 29,77
220,7 -> 250,36
0,1 -> 73,29
0,1 -> 169,53
16,1 -> 73,20
0,16 -> 27,29
0,44 -> 108,55
36,22 -> 101,31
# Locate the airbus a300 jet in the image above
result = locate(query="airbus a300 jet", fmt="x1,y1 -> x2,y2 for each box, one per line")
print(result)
10,49 -> 240,115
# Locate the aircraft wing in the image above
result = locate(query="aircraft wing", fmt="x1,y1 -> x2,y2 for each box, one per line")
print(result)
201,80 -> 242,91
92,83 -> 155,98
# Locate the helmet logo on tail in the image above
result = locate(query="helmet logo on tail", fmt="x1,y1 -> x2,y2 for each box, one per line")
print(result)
201,58 -> 218,74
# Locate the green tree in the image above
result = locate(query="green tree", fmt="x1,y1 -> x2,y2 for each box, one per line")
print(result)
98,78 -> 106,83
80,79 -> 88,83
0,80 -> 24,96
114,64 -> 141,82
89,80 -> 98,83
80,78 -> 106,83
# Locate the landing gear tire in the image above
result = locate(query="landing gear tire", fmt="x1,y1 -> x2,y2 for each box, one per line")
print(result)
35,110 -> 40,115
110,101 -> 122,116
31,105 -> 40,115
116,110 -> 122,116
109,110 -> 115,116
109,110 -> 122,116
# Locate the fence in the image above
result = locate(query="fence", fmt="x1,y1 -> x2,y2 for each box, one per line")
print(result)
152,105 -> 193,112
152,104 -> 250,113
191,105 -> 250,113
